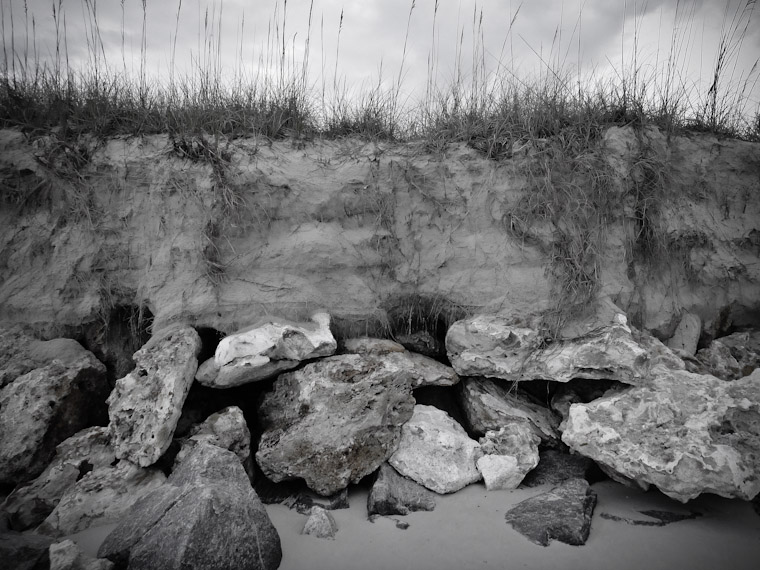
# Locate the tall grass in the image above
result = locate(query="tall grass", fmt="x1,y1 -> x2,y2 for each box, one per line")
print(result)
1,0 -> 758,143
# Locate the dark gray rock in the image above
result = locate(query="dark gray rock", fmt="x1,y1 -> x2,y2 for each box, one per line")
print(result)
367,463 -> 436,517
504,478 -> 597,546
521,449 -> 596,488
301,506 -> 338,539
0,531 -> 54,570
98,443 -> 281,570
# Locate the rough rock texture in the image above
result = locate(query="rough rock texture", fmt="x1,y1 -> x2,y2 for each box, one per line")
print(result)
50,540 -> 114,570
195,313 -> 336,387
389,405 -> 482,494
447,314 -> 651,384
0,350 -> 107,484
99,443 -> 281,570
477,424 -> 540,490
562,367 -> 760,502
341,337 -> 406,355
367,463 -> 436,516
666,313 -> 702,355
458,377 -> 559,442
504,478 -> 597,546
256,354 -> 416,496
0,530 -> 54,570
690,340 -> 742,380
176,406 -> 252,473
550,379 -> 627,422
2,128 -> 756,352
3,427 -> 115,531
302,506 -> 338,539
37,460 -> 166,536
107,325 -> 201,467
521,449 -> 596,488
719,331 -> 760,376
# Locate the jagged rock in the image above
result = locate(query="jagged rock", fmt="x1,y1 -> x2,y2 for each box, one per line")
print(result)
719,331 -> 760,376
50,540 -> 114,570
395,331 -> 444,359
521,449 -> 596,488
367,463 -> 436,516
458,377 -> 559,442
0,351 -> 107,485
302,506 -> 338,539
37,460 -> 166,537
99,443 -> 281,570
446,314 -> 651,384
3,427 -> 115,531
476,424 -> 540,490
389,405 -> 482,494
196,312 -> 336,388
504,478 -> 597,546
667,313 -> 702,356
342,337 -> 406,355
550,379 -> 626,421
256,353 -> 416,496
562,366 -> 760,502
690,340 -> 742,380
0,530 -> 54,570
107,325 -> 201,467
176,406 -> 252,477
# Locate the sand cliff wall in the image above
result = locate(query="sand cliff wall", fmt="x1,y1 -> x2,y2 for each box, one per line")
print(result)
0,126 -> 758,347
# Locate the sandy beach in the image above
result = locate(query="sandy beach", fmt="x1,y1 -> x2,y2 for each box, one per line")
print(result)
65,479 -> 760,570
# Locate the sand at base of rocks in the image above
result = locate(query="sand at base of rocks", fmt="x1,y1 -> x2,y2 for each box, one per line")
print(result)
67,480 -> 760,570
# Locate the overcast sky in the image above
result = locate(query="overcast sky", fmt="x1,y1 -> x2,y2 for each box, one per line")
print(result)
3,0 -> 759,117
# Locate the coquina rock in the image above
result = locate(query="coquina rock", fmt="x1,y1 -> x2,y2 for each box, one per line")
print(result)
367,462 -> 437,516
0,350 -> 107,484
389,405 -> 482,494
561,367 -> 760,502
2,427 -> 115,531
176,406 -> 252,472
256,354 -> 416,496
458,377 -> 559,442
99,443 -> 281,570
37,460 -> 166,536
446,314 -> 652,384
107,325 -> 201,467
195,312 -> 337,388
476,424 -> 541,490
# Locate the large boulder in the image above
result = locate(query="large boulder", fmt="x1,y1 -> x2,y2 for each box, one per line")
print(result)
98,443 -> 281,570
719,330 -> 760,376
446,314 -> 651,384
562,367 -> 760,502
504,478 -> 597,546
255,354 -> 416,496
666,312 -> 701,356
367,463 -> 436,516
476,423 -> 540,490
0,351 -> 107,484
690,340 -> 742,380
3,427 -> 115,531
195,312 -> 336,388
388,405 -> 482,494
49,539 -> 114,570
107,325 -> 201,467
37,460 -> 166,537
458,377 -> 559,442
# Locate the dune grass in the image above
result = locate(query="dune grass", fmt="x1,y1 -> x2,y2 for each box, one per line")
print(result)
0,0 -> 758,146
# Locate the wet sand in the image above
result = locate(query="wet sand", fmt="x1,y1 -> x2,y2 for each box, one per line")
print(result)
67,480 -> 760,570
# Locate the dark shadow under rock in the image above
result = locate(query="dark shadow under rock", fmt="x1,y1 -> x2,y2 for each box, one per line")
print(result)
521,449 -> 599,488
504,478 -> 597,546
0,530 -> 54,570
367,463 -> 436,517
599,509 -> 702,527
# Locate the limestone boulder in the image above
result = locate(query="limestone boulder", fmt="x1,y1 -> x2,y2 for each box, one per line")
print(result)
107,325 -> 201,467
690,340 -> 742,380
367,463 -> 436,516
666,312 -> 702,356
504,478 -> 597,546
342,343 -> 460,388
561,367 -> 760,502
3,427 -> 115,531
719,331 -> 760,376
458,377 -> 559,442
521,449 -> 596,488
98,443 -> 281,570
388,405 -> 482,494
0,351 -> 107,484
342,337 -> 406,355
176,406 -> 252,476
0,531 -> 55,570
256,354 -> 416,496
446,314 -> 651,384
476,424 -> 540,490
302,506 -> 338,539
37,460 -> 166,537
50,539 -> 114,570
195,312 -> 336,388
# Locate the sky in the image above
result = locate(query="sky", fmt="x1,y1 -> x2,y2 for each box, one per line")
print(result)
2,0 -> 759,118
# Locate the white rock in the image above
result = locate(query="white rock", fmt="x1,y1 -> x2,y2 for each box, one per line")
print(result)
667,313 -> 702,356
476,423 -> 540,490
477,455 -> 524,490
389,405 -> 482,494
49,539 -> 113,570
